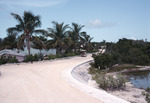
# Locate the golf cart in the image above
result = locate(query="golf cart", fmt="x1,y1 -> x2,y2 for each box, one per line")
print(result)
80,49 -> 87,57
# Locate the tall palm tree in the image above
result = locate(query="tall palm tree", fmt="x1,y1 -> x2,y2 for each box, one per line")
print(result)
32,36 -> 46,53
0,33 -> 17,50
46,21 -> 69,54
80,32 -> 93,51
7,11 -> 45,55
69,23 -> 84,52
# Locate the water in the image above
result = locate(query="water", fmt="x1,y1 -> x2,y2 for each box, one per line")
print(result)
20,47 -> 56,55
124,70 -> 150,89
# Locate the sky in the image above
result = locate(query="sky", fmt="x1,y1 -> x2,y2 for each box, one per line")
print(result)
0,0 -> 150,42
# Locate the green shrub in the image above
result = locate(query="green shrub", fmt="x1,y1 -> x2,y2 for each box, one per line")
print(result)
92,53 -> 112,70
88,66 -> 102,74
87,49 -> 98,53
48,54 -> 55,59
0,55 -> 7,65
38,53 -> 44,60
23,54 -> 39,62
56,54 -> 64,58
0,55 -> 18,65
64,52 -> 76,57
33,54 -> 39,61
142,90 -> 150,103
92,72 -> 127,91
108,64 -> 139,72
8,56 -> 18,63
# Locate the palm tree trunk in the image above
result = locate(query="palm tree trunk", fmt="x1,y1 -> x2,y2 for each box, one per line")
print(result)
27,37 -> 31,55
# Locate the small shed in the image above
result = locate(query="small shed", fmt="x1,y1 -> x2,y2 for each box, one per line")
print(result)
0,49 -> 26,62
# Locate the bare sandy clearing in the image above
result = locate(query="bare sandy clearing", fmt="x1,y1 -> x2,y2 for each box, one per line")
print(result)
0,55 -> 103,103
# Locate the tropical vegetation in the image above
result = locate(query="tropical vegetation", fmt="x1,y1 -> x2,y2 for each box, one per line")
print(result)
7,11 -> 46,55
0,11 -> 97,64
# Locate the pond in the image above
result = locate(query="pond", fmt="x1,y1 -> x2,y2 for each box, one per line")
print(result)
123,70 -> 150,89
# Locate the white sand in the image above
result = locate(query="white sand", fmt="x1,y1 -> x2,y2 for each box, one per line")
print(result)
70,61 -> 146,103
66,59 -> 129,103
108,83 -> 146,103
0,54 -> 129,103
0,55 -> 102,103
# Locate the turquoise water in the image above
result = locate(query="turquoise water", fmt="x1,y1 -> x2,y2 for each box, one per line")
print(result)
20,47 -> 56,55
124,70 -> 150,89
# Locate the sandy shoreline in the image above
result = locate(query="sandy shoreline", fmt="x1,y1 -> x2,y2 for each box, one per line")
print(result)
0,54 -> 146,103
71,61 -> 147,103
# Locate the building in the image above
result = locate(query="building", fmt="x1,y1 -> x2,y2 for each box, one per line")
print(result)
0,49 -> 26,62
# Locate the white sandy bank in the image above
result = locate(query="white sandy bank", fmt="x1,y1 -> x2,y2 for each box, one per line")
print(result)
0,55 -> 102,103
62,55 -> 129,103
0,54 -> 129,103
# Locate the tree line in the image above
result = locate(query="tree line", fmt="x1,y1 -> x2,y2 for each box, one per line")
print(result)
0,11 -> 97,55
92,38 -> 150,71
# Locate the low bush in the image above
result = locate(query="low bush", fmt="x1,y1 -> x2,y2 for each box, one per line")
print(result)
0,55 -> 7,65
92,53 -> 113,70
38,53 -> 44,60
48,54 -> 55,59
56,54 -> 64,58
108,64 -> 139,72
92,72 -> 127,91
87,49 -> 98,53
88,66 -> 102,74
23,54 -> 39,62
0,55 -> 18,65
64,52 -> 76,57
8,56 -> 18,63
142,89 -> 150,103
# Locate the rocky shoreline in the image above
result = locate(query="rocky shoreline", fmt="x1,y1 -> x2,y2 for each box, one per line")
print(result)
72,61 -> 147,103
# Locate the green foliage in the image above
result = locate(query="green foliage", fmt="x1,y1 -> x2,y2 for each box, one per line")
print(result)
0,55 -> 7,64
0,55 -> 18,65
48,54 -> 55,59
23,54 -> 39,62
56,54 -> 64,58
0,33 -> 18,50
108,64 -> 139,72
8,56 -> 18,63
38,53 -> 44,60
108,38 -> 150,65
142,91 -> 150,103
146,87 -> 150,93
92,72 -> 127,91
7,11 -> 45,55
88,66 -> 102,74
87,49 -> 98,53
92,53 -> 112,70
64,52 -> 76,57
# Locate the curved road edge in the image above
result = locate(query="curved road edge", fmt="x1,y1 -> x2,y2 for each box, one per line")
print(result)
62,60 -> 130,103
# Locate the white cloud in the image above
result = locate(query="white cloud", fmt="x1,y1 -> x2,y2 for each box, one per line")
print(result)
86,19 -> 116,28
0,0 -> 67,8
131,37 -> 137,40
87,19 -> 102,28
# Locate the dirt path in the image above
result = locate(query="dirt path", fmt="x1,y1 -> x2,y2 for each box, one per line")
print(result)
0,54 -> 103,103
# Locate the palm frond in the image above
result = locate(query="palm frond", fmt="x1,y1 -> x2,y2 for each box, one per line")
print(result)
32,29 -> 47,36
11,13 -> 24,28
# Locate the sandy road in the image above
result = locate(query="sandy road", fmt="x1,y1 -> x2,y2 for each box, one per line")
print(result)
0,54 -> 103,103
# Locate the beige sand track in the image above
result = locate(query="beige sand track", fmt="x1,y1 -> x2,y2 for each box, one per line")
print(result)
0,54 -> 103,103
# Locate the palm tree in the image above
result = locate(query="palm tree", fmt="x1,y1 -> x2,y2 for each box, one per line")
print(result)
0,37 -> 2,50
7,11 -> 45,55
0,33 -> 18,50
80,32 -> 93,51
46,21 -> 69,54
32,36 -> 46,53
69,23 -> 84,52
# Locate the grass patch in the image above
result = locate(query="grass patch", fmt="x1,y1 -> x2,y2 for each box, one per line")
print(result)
108,64 -> 139,72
